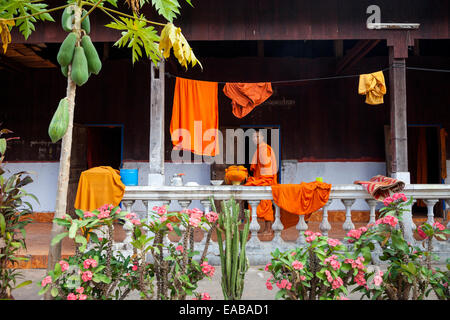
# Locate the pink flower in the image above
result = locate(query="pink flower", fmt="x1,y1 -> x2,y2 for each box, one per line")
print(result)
325,270 -> 334,283
84,211 -> 95,218
67,293 -> 77,300
433,222 -> 445,231
376,215 -> 398,227
305,235 -> 316,243
199,292 -> 211,300
265,279 -> 273,290
324,255 -> 341,271
131,219 -> 141,225
78,294 -> 87,300
304,230 -> 314,236
205,211 -> 219,223
336,296 -> 349,300
76,287 -> 84,294
383,196 -> 394,206
176,245 -> 184,253
166,223 -> 173,231
81,271 -> 93,282
132,264 -> 138,271
153,206 -> 167,216
292,260 -> 304,270
299,275 -> 306,281
332,277 -> 344,289
83,258 -> 97,269
443,282 -> 448,288
159,216 -> 168,223
373,274 -> 383,286
200,262 -> 215,277
59,260 -> 69,272
417,226 -> 428,239
392,193 -> 407,202
189,216 -> 202,227
276,279 -> 292,290
125,212 -> 137,220
264,263 -> 271,271
41,276 -> 52,287
97,210 -> 110,219
327,238 -> 341,247
346,229 -> 362,240
355,270 -> 366,286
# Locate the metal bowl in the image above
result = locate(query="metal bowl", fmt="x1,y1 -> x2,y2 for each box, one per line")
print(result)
210,180 -> 224,186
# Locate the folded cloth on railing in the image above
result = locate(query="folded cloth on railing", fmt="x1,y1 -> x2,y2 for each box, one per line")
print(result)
353,175 -> 405,201
245,174 -> 278,222
271,181 -> 332,229
74,166 -> 125,212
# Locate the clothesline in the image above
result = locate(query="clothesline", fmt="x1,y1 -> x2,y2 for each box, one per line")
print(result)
164,65 -> 450,84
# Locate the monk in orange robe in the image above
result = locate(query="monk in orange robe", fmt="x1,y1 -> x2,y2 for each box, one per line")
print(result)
245,130 -> 278,235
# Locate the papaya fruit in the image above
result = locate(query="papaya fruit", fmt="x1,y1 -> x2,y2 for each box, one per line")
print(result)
48,98 -> 69,143
81,10 -> 91,34
81,35 -> 101,75
57,32 -> 77,67
71,46 -> 89,86
61,6 -> 75,32
61,64 -> 68,77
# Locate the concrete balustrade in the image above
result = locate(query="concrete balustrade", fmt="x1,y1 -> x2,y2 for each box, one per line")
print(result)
116,184 -> 450,265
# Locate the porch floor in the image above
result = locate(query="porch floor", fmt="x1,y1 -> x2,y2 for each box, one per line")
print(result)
11,213 -> 446,269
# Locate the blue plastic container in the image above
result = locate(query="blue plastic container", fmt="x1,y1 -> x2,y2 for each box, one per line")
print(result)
120,169 -> 139,186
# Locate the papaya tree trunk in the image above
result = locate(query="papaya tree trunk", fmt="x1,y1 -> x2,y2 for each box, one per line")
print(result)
44,5 -> 81,300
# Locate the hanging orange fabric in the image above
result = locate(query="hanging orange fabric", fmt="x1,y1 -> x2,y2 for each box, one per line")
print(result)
170,77 -> 219,156
223,82 -> 273,118
74,166 -> 125,211
358,71 -> 386,105
245,142 -> 278,221
271,181 -> 332,229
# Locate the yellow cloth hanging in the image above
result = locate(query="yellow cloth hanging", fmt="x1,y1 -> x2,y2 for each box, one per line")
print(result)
358,71 -> 387,105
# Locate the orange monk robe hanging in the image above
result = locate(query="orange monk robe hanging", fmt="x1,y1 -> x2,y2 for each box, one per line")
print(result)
74,166 -> 125,212
170,77 -> 220,157
358,71 -> 386,105
223,82 -> 273,118
271,181 -> 332,229
245,142 -> 278,222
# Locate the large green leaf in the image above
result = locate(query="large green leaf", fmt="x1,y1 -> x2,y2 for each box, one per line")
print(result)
105,15 -> 161,65
150,0 -> 180,22
51,232 -> 69,246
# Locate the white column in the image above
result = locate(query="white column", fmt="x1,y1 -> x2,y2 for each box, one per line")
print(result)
319,199 -> 333,236
272,203 -> 284,244
148,60 -> 165,186
121,200 -> 135,248
424,199 -> 439,225
342,199 -> 356,232
248,200 -> 261,246
365,199 -> 378,225
296,216 -> 308,245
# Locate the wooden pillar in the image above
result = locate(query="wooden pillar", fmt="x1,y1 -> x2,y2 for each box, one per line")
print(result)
149,60 -> 165,186
388,45 -> 410,183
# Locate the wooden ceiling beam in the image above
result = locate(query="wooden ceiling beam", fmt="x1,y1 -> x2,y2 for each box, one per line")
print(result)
336,39 -> 381,74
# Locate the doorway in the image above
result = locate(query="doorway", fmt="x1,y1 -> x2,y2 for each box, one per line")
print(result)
66,124 -> 123,217
407,125 -> 445,218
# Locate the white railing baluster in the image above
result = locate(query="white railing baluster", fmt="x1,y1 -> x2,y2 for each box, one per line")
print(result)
247,200 -> 261,246
200,199 -> 212,245
424,199 -> 438,225
342,199 -> 356,232
319,199 -> 333,236
296,215 -> 308,245
121,200 -> 135,248
272,203 -> 283,244
365,199 -> 378,225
